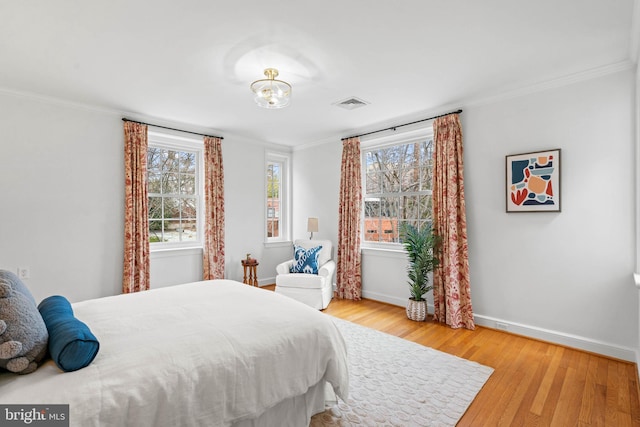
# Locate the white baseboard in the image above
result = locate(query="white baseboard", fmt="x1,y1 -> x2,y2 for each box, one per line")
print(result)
362,290 -> 636,362
361,290 -> 407,307
474,314 -> 636,362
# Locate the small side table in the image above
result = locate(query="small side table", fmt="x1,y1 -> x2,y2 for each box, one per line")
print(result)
241,258 -> 259,286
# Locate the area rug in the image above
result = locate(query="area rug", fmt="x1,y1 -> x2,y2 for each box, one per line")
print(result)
310,317 -> 494,427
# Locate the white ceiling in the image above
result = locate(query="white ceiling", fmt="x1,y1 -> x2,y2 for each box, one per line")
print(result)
0,0 -> 635,146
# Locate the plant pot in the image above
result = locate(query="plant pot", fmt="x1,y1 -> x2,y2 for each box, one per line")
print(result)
406,298 -> 427,321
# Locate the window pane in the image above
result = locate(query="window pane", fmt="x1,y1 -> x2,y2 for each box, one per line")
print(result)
419,166 -> 432,191
366,171 -> 380,193
181,220 -> 197,242
148,148 -> 163,172
364,218 -> 380,242
164,173 -> 179,194
163,151 -> 179,172
163,197 -> 180,219
148,172 -> 162,194
401,168 -> 420,192
364,197 -> 380,217
180,173 -> 196,195
181,198 -> 197,219
267,219 -> 279,238
149,197 -> 162,220
380,197 -> 399,242
418,194 -> 432,220
401,143 -> 415,166
397,220 -> 409,243
401,195 -> 419,220
267,163 -> 280,199
381,197 -> 398,218
380,170 -> 399,193
149,220 -> 164,243
179,152 -> 196,174
163,220 -> 181,242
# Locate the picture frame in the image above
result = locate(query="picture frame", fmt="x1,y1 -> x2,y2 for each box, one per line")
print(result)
506,149 -> 561,212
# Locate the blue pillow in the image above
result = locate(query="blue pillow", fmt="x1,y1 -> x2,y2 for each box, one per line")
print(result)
290,245 -> 323,274
38,295 -> 100,372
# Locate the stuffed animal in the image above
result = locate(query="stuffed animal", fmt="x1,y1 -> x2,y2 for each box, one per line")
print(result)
0,270 -> 48,374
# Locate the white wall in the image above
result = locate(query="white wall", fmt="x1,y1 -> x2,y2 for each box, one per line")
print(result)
223,139 -> 293,285
294,68 -> 639,360
466,69 -> 636,360
0,94 -> 124,303
292,142 -> 342,244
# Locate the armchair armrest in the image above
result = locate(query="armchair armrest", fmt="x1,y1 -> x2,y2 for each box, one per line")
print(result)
276,260 -> 294,275
318,260 -> 336,279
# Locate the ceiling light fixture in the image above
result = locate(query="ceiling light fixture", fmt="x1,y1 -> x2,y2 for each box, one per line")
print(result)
250,68 -> 291,109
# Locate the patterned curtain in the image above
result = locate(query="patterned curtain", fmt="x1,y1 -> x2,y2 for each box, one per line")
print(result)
336,137 -> 362,300
432,114 -> 475,329
122,121 -> 150,293
203,136 -> 225,280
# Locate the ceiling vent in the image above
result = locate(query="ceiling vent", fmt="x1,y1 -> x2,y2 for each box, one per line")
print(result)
334,97 -> 370,110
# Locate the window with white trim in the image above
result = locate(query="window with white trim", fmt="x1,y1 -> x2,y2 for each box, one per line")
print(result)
147,131 -> 203,248
266,152 -> 290,242
363,130 -> 434,246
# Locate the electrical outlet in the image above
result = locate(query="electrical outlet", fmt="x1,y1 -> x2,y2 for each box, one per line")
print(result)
495,322 -> 508,331
17,267 -> 30,279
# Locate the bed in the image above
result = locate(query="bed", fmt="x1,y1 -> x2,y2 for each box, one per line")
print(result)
0,279 -> 349,427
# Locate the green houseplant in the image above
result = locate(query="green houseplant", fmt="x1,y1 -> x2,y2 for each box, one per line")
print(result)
400,222 -> 440,321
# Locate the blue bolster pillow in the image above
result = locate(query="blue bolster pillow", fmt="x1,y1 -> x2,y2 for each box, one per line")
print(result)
38,295 -> 99,372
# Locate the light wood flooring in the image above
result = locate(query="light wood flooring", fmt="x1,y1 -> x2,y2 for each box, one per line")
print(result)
264,285 -> 640,426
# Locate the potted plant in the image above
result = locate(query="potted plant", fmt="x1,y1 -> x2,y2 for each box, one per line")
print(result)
400,222 -> 440,321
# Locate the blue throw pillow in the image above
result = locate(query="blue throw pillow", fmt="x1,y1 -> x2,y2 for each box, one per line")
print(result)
38,295 -> 100,372
290,245 -> 323,274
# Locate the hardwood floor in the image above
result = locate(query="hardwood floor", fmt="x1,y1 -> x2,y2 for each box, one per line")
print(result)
264,285 -> 640,426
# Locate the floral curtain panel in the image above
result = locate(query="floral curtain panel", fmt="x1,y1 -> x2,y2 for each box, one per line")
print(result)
203,136 -> 225,280
432,114 -> 475,329
337,137 -> 362,300
122,121 -> 150,293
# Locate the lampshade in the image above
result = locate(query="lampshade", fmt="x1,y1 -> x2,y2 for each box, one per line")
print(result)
250,68 -> 292,109
307,217 -> 318,239
307,217 -> 319,233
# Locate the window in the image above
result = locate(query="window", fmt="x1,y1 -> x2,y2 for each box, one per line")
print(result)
363,130 -> 434,245
266,152 -> 290,242
147,131 -> 203,248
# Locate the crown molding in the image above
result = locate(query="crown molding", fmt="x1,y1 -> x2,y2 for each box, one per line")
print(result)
0,86 -> 121,116
465,60 -> 634,108
0,86 -> 234,143
299,61 -> 636,151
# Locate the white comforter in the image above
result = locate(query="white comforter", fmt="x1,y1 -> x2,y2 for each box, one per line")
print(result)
0,280 -> 349,426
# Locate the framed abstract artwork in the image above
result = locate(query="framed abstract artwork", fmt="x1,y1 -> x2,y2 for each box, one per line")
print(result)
506,149 -> 561,212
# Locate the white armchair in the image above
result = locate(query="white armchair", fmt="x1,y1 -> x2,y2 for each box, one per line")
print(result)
275,239 -> 335,310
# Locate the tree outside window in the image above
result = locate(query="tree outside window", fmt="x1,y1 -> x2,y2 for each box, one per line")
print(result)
364,139 -> 433,243
266,161 -> 281,238
148,147 -> 199,244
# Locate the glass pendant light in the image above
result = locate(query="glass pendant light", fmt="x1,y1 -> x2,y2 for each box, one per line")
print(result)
250,68 -> 292,109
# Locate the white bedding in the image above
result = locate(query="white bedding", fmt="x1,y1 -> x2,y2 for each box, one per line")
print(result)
0,280 -> 349,427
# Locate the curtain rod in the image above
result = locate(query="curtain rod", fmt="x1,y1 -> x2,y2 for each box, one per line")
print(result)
341,109 -> 462,141
122,118 -> 224,140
